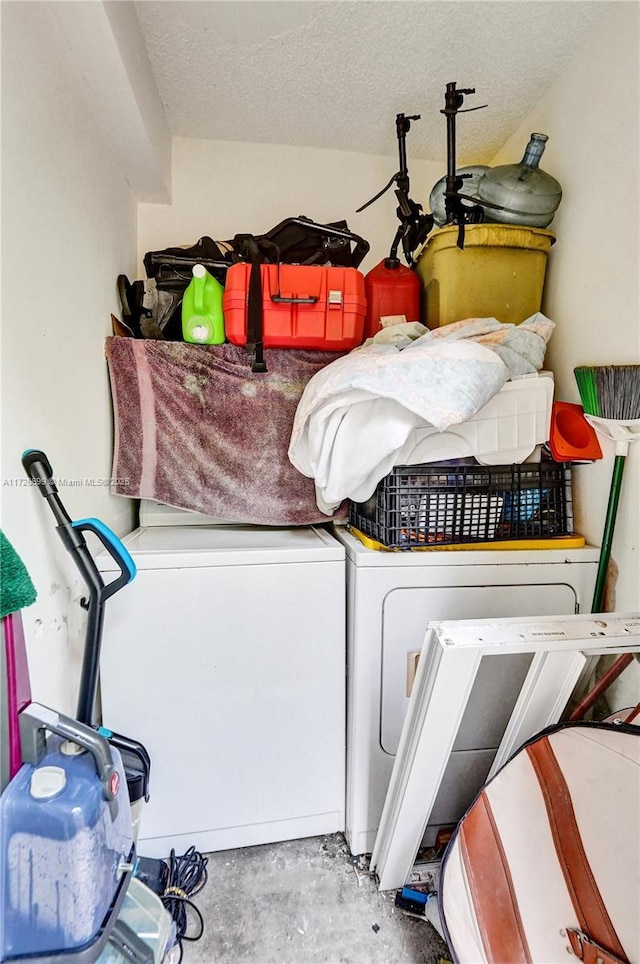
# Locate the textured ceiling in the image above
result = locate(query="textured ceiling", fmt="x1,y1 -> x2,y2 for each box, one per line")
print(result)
134,0 -> 616,163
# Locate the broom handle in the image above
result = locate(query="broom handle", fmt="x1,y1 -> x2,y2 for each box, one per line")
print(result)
570,454 -> 631,721
592,454 -> 626,613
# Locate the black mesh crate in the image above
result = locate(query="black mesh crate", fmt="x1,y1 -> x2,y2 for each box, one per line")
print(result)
348,462 -> 572,549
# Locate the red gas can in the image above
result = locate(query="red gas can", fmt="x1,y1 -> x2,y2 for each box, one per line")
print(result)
364,258 -> 421,338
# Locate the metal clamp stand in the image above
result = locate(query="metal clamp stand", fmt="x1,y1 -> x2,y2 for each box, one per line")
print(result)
356,113 -> 433,267
440,82 -> 487,248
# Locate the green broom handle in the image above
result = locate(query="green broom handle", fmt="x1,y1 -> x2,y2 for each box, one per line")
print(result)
592,453 -> 626,613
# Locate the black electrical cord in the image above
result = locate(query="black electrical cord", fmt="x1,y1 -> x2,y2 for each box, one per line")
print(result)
161,846 -> 209,963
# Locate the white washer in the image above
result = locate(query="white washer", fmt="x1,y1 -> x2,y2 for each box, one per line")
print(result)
97,524 -> 345,858
332,526 -> 599,856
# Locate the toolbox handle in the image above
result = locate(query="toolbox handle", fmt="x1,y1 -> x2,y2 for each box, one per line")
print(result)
268,260 -> 320,304
269,293 -> 319,304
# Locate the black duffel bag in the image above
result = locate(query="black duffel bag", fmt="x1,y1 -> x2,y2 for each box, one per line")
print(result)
128,217 -> 370,340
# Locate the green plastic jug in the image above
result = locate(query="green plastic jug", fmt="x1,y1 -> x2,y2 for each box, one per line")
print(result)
182,264 -> 225,344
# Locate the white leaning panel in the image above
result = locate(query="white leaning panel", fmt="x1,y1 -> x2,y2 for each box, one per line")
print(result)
371,612 -> 640,893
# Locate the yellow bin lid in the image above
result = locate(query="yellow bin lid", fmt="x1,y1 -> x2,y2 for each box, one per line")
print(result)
420,223 -> 556,255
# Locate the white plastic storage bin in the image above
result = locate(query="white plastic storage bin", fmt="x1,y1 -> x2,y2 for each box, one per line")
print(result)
404,372 -> 553,466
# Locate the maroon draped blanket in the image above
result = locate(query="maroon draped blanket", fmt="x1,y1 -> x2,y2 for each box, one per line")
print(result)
105,337 -> 347,525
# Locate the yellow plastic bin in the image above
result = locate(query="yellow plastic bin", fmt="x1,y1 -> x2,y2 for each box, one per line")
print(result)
416,223 -> 555,328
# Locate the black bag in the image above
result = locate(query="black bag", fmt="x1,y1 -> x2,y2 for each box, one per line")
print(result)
241,216 -> 369,269
142,237 -> 231,339
136,217 -> 370,342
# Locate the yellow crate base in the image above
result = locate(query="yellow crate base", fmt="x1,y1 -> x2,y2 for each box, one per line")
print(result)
347,526 -> 586,553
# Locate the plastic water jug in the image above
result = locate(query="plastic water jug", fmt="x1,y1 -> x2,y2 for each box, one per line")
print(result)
476,134 -> 562,228
363,259 -> 421,338
182,264 -> 225,344
0,733 -> 133,959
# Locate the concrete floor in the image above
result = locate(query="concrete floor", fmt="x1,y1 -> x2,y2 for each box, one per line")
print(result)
183,834 -> 450,964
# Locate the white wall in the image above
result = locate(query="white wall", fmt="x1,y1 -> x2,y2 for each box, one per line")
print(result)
489,4 -> 640,705
1,2 -> 138,715
138,137 -> 443,275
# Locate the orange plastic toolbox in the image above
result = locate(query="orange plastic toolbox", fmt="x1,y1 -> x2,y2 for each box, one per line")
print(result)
223,262 -> 367,351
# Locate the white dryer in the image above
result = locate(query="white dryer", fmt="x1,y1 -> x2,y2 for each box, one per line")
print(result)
97,524 -> 345,859
332,526 -> 599,856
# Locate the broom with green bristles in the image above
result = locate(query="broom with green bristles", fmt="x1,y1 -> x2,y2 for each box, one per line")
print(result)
574,364 -> 640,612
569,364 -> 640,720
